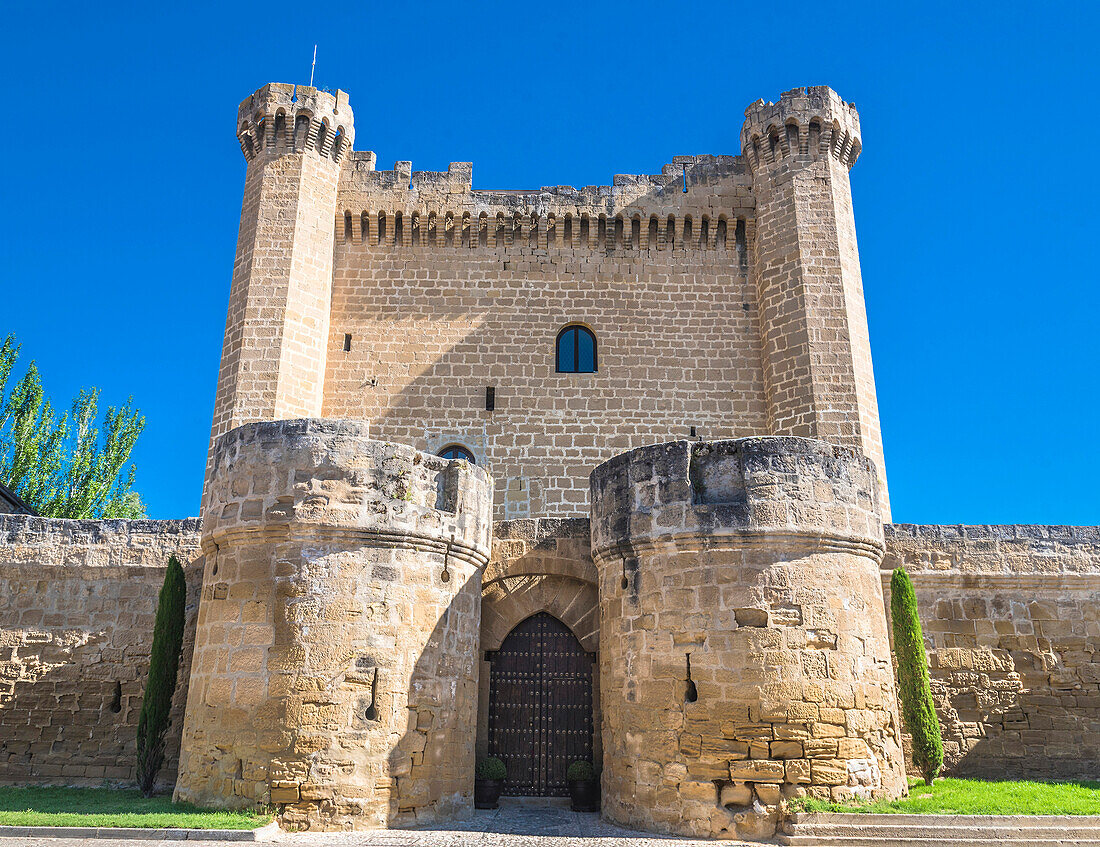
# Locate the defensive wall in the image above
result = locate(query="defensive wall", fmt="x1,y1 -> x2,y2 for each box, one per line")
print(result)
884,523 -> 1100,779
3,512 -> 1097,795
0,516 -> 203,788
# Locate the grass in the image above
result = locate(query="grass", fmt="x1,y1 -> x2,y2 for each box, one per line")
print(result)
0,786 -> 273,829
791,777 -> 1100,816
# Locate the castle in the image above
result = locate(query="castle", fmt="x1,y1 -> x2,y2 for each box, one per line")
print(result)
0,82 -> 1097,841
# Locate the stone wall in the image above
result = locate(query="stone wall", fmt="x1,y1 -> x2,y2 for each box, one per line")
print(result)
884,524 -> 1100,780
176,420 -> 493,831
478,518 -> 601,767
0,515 -> 202,787
590,438 -> 906,841
322,160 -> 764,522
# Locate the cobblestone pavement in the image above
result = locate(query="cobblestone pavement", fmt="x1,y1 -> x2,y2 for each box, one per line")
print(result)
0,800 -> 752,846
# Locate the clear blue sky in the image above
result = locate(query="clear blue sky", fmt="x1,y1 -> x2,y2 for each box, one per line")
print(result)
2,1 -> 1096,524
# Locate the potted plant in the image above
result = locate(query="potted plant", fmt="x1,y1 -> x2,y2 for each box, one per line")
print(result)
474,756 -> 507,809
566,760 -> 600,812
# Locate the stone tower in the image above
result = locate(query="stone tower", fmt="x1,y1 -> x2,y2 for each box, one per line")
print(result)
204,85 -> 354,497
590,438 -> 906,840
742,87 -> 890,519
177,420 -> 493,829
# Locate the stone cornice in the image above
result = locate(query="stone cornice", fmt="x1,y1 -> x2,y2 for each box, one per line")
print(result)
202,523 -> 490,568
592,527 -> 884,565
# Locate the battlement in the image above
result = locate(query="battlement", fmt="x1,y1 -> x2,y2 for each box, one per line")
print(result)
589,437 -> 883,562
236,82 -> 354,164
741,86 -> 861,171
333,153 -> 753,254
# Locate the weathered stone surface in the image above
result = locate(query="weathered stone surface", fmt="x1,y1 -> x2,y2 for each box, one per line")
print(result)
0,515 -> 202,789
884,523 -> 1100,781
592,438 -> 906,841
175,420 -> 493,831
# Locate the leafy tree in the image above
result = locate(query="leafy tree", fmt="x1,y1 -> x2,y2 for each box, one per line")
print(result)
0,334 -> 144,518
891,566 -> 944,785
136,555 -> 187,796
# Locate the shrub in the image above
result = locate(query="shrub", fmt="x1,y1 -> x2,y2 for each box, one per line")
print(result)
476,757 -> 507,781
890,566 -> 944,785
567,761 -> 596,782
136,556 -> 187,796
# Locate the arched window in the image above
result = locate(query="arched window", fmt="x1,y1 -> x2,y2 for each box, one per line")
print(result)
556,325 -> 597,373
439,444 -> 475,463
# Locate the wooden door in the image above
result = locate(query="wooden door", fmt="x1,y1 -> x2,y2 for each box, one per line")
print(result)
487,612 -> 593,796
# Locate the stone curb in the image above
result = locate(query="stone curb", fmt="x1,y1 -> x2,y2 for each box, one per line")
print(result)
0,819 -> 280,841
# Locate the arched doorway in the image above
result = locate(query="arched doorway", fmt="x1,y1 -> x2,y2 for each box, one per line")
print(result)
487,612 -> 594,796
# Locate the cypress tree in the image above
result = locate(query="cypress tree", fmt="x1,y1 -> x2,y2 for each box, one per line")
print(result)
890,566 -> 944,785
136,555 -> 187,796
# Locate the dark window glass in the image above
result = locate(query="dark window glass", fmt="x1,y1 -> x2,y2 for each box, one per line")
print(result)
439,445 -> 475,463
556,326 -> 597,373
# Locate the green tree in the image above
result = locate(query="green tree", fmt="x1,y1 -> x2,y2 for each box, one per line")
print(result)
0,334 -> 145,518
890,566 -> 944,785
136,555 -> 187,796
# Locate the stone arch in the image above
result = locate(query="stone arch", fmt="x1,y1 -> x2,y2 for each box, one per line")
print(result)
477,573 -> 601,764
481,574 -> 597,653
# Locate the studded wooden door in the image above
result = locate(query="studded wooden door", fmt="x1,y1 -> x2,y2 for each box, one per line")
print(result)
488,612 -> 594,796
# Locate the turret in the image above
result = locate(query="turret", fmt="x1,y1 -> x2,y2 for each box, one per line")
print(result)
742,87 -> 890,518
203,83 -> 354,504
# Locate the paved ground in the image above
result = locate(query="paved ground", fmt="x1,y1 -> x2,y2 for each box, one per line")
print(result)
0,800 -> 744,846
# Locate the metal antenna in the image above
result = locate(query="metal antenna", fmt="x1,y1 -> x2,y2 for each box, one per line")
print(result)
309,44 -> 317,87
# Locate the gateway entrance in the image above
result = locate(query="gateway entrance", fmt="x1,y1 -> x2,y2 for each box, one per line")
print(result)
487,612 -> 594,796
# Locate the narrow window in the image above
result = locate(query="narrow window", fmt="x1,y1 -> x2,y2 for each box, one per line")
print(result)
439,444 -> 475,463
361,211 -> 370,244
631,217 -> 640,250
666,215 -> 676,247
614,216 -> 624,249
377,212 -> 387,245
394,212 -> 404,245
274,112 -> 286,149
294,114 -> 310,150
716,217 -> 728,249
343,333 -> 352,352
556,325 -> 597,373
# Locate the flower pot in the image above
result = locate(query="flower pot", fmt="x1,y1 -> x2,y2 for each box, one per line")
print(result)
474,776 -> 503,809
568,777 -> 600,812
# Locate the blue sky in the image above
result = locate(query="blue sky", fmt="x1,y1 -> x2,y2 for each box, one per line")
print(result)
2,0 -> 1096,523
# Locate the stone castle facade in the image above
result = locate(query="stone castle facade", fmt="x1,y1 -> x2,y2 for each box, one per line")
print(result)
1,82 -> 1097,841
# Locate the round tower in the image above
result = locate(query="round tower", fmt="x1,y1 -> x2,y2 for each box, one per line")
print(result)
741,87 -> 890,520
176,419 -> 493,830
590,437 -> 906,840
204,84 -> 355,507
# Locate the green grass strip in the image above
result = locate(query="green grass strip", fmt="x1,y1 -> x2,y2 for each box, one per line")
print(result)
0,786 -> 272,830
791,777 -> 1100,816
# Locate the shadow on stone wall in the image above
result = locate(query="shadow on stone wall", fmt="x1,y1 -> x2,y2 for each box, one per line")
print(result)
385,566 -> 482,827
0,558 -> 203,790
